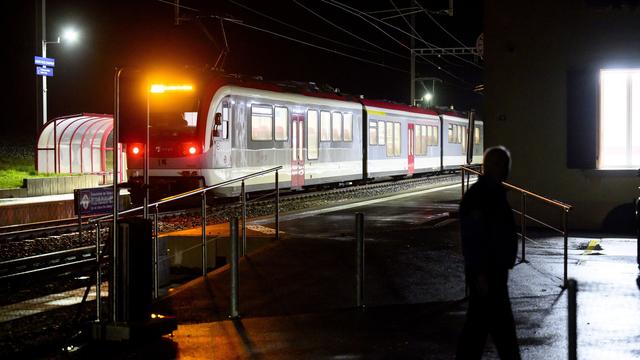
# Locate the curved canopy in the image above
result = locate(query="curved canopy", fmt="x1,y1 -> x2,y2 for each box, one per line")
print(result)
36,113 -> 126,183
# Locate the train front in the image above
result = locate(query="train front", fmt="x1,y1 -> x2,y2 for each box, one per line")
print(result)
123,75 -> 211,204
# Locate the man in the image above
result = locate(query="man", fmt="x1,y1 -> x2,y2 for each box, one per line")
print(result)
456,146 -> 521,360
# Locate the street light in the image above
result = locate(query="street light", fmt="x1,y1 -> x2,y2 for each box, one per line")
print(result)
41,27 -> 80,125
423,92 -> 433,107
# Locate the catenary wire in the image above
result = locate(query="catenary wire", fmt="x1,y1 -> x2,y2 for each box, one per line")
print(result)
413,0 -> 470,49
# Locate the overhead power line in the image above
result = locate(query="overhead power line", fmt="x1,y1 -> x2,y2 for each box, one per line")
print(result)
227,0 -> 380,55
413,0 -> 469,49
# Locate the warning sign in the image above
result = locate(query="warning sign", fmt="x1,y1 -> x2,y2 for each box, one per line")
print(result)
74,187 -> 114,216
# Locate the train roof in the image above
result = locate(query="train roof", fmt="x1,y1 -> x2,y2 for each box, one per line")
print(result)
361,99 -> 439,116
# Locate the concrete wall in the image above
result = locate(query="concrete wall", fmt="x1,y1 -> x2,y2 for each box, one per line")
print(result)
0,175 -> 102,198
485,0 -> 640,231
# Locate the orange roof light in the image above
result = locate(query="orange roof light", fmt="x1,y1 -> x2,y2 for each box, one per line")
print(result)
150,84 -> 194,93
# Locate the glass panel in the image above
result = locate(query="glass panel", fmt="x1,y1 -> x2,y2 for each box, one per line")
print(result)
298,121 -> 303,160
386,122 -> 393,156
394,122 -> 401,156
378,121 -> 385,145
474,127 -> 480,145
292,121 -> 297,160
275,106 -> 288,141
600,70 -> 628,168
332,112 -> 342,141
343,113 -> 352,141
448,124 -> 453,143
320,111 -> 331,141
369,121 -> 377,145
427,126 -> 432,146
307,110 -> 319,160
434,125 -> 438,146
632,73 -> 640,165
251,105 -> 273,141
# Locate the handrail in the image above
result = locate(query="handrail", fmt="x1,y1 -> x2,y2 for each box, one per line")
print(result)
460,166 -> 571,210
90,165 -> 283,223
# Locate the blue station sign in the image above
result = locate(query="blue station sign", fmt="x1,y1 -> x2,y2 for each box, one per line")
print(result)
34,56 -> 55,67
74,187 -> 114,216
36,66 -> 54,77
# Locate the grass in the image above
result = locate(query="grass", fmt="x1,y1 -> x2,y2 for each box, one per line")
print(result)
0,140 -> 67,189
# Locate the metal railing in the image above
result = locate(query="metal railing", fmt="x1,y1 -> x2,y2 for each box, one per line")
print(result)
461,166 -> 573,286
87,165 -> 282,321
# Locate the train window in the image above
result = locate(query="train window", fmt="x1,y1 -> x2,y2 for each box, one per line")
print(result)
433,125 -> 438,146
448,124 -> 454,143
474,127 -> 480,145
251,105 -> 273,141
394,122 -> 401,156
332,112 -> 342,141
369,121 -> 377,145
222,105 -> 229,139
343,113 -> 353,141
426,125 -> 432,147
275,106 -> 288,141
378,121 -> 385,145
320,111 -> 331,141
386,122 -> 393,156
417,125 -> 425,155
307,110 -> 319,160
414,126 -> 421,155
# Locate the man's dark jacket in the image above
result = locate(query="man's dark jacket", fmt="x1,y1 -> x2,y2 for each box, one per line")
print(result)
460,175 -> 518,272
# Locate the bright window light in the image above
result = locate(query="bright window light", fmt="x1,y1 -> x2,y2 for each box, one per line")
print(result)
599,69 -> 640,169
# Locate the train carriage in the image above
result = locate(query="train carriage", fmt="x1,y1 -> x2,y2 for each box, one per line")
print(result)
362,100 -> 442,179
125,73 -> 483,201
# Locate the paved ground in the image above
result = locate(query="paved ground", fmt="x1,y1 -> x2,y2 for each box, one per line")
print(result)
73,183 -> 640,359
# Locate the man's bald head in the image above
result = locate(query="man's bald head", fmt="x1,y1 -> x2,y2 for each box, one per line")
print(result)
483,146 -> 511,182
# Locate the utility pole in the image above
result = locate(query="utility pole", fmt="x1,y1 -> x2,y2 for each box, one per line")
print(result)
410,10 -> 415,105
41,0 -> 47,125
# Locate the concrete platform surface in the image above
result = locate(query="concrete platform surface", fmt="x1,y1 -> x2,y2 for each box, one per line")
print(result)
72,184 -> 640,359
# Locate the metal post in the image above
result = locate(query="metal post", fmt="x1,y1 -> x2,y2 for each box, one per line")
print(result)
230,217 -> 240,319
201,192 -> 207,276
41,0 -> 46,125
466,170 -> 470,191
461,167 -> 465,197
95,222 -> 101,321
521,193 -> 527,262
241,180 -> 247,256
78,212 -> 82,244
153,205 -> 159,299
111,67 -> 123,323
143,88 -> 150,219
568,279 -> 578,360
563,209 -> 569,287
355,213 -> 365,308
275,170 -> 279,242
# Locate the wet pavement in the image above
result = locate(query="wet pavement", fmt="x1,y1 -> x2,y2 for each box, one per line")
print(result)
74,183 -> 640,359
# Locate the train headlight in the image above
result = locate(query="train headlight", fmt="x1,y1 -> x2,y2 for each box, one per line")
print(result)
188,146 -> 197,155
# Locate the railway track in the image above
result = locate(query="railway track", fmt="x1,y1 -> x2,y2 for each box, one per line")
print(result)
1,172 -> 467,266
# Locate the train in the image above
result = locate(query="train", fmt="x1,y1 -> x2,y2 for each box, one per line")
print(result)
124,73 -> 483,200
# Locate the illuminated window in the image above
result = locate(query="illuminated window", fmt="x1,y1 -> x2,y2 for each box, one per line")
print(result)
274,106 -> 288,141
448,124 -> 454,143
251,105 -> 272,141
343,113 -> 352,141
427,125 -> 433,146
599,69 -> 640,169
474,127 -> 480,145
307,110 -> 319,160
332,112 -> 342,141
221,105 -> 229,139
386,122 -> 393,156
378,121 -> 385,145
394,122 -> 401,156
369,121 -> 377,145
320,111 -> 331,141
433,125 -> 438,146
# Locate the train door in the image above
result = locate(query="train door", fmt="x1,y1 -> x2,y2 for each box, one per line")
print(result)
408,123 -> 415,174
291,114 -> 305,189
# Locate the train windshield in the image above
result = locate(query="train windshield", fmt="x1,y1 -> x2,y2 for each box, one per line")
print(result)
149,93 -> 200,138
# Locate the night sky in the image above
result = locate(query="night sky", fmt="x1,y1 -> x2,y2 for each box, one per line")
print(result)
3,0 -> 483,143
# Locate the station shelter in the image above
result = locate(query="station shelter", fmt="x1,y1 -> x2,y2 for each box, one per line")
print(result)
36,113 -> 127,184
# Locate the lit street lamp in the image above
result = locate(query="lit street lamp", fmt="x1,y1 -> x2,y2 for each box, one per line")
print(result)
41,27 -> 80,125
423,92 -> 433,107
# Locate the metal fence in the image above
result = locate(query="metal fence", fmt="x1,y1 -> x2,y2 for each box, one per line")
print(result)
461,166 -> 573,286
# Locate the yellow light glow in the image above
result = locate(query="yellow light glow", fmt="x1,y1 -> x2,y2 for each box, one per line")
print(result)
150,84 -> 194,93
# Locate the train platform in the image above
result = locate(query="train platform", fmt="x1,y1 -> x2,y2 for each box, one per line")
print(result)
68,183 -> 639,359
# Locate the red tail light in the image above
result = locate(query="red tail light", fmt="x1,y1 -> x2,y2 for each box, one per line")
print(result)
128,143 -> 144,157
182,142 -> 200,156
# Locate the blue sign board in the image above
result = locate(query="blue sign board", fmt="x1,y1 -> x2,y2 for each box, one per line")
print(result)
36,66 -> 54,77
75,187 -> 114,216
34,56 -> 55,67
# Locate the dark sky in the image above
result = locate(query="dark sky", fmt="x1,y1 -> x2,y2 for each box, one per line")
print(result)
3,0 -> 483,142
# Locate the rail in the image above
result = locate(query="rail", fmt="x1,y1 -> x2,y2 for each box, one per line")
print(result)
87,166 -> 282,322
460,166 -> 573,286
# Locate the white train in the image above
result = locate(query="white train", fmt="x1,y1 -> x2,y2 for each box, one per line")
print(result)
125,74 -> 483,199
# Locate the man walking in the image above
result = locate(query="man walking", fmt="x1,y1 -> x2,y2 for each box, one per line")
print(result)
456,146 -> 521,359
